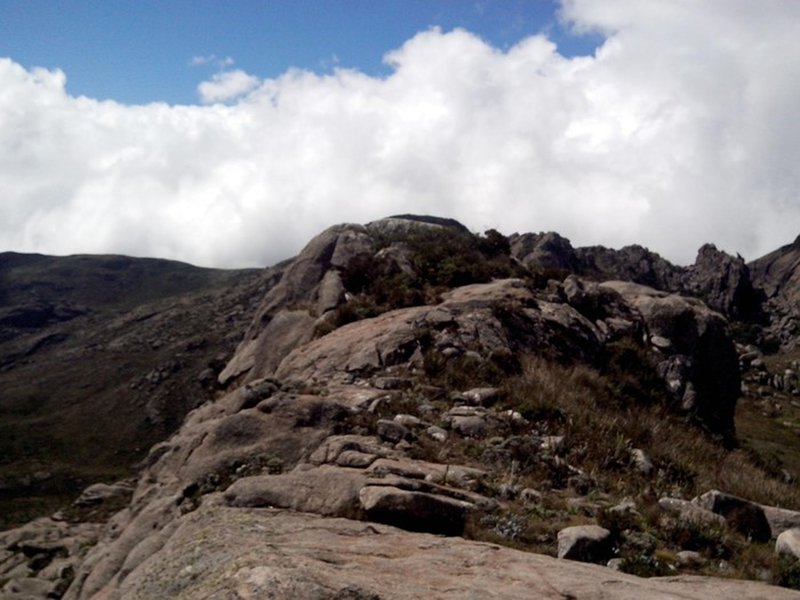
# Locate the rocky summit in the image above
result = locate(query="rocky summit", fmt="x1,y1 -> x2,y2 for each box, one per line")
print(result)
3,216 -> 800,599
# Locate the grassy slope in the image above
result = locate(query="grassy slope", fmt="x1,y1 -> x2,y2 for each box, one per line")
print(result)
0,252 -> 272,529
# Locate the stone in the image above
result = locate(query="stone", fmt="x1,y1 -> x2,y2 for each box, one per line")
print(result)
1,576 -> 57,596
72,480 -> 135,507
359,485 -> 469,536
684,244 -> 761,320
223,466 -> 367,519
309,434 -> 395,466
658,497 -> 726,529
446,405 -> 486,418
336,450 -> 378,468
608,499 -> 641,531
760,504 -> 800,538
520,488 -> 543,506
451,415 -> 488,438
510,231 -> 580,273
776,528 -> 800,560
461,387 -> 502,406
317,269 -> 345,315
607,558 -> 624,571
366,458 -> 486,489
376,419 -> 409,443
393,414 -> 422,428
426,425 -> 448,442
693,490 -> 772,542
26,221 -> 791,600
676,550 -> 705,568
650,335 -> 672,350
372,376 -> 412,390
540,435 -> 565,452
557,525 -> 613,563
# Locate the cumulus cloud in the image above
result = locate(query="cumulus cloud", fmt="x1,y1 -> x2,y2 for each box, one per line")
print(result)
197,69 -> 261,103
1,1 -> 800,269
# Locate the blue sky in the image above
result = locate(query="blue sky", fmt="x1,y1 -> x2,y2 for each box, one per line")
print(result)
0,1 -> 799,268
0,0 -> 601,105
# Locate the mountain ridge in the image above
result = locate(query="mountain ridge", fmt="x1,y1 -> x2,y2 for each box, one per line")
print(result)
3,216 -> 800,598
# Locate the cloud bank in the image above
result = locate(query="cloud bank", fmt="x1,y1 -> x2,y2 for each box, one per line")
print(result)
1,0 -> 799,268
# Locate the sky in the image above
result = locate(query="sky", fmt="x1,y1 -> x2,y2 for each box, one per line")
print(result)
0,0 -> 798,268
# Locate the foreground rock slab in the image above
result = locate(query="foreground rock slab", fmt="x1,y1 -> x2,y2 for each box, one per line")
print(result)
107,499 -> 800,600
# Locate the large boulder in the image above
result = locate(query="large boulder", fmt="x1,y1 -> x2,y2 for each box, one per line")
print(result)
658,497 -> 726,530
557,525 -> 613,563
761,504 -> 800,538
600,281 -> 740,438
685,244 -> 761,320
359,485 -> 469,536
510,231 -> 580,273
776,528 -> 800,560
693,490 -> 772,543
223,466 -> 367,519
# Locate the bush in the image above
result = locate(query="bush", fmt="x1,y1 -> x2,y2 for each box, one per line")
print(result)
338,226 -> 528,323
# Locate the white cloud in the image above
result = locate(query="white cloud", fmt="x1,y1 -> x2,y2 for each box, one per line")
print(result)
190,54 -> 234,68
197,69 -> 260,103
1,1 -> 800,269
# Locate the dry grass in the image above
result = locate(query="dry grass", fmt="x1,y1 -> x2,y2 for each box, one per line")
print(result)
504,356 -> 800,509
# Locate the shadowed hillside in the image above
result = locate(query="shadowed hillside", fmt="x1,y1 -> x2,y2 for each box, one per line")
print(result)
0,252 -> 283,528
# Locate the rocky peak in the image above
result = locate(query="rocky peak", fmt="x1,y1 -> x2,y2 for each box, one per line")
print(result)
508,235 -> 764,323
685,243 -> 761,320
369,214 -> 471,234
509,231 -> 580,273
575,244 -> 684,292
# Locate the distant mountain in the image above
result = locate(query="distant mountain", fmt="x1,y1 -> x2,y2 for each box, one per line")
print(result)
0,252 -> 281,528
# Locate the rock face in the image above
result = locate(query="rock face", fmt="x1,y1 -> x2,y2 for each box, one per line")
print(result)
749,235 -> 800,350
601,281 -> 740,438
89,502 -> 799,600
509,234 -> 762,322
218,224 -> 372,385
576,244 -> 685,293
274,278 -> 604,383
750,235 -> 800,301
510,231 -> 581,273
685,244 -> 761,320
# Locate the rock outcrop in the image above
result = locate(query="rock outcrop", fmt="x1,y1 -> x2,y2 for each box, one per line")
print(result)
749,235 -> 800,350
601,281 -> 740,438
4,218 -> 800,599
91,502 -> 800,600
510,234 -> 762,323
685,244 -> 761,320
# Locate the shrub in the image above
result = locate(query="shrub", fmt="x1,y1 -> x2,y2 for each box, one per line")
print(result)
338,226 -> 528,322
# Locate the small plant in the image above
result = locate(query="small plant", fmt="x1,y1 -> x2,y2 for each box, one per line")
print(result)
775,555 -> 800,590
618,554 -> 672,577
